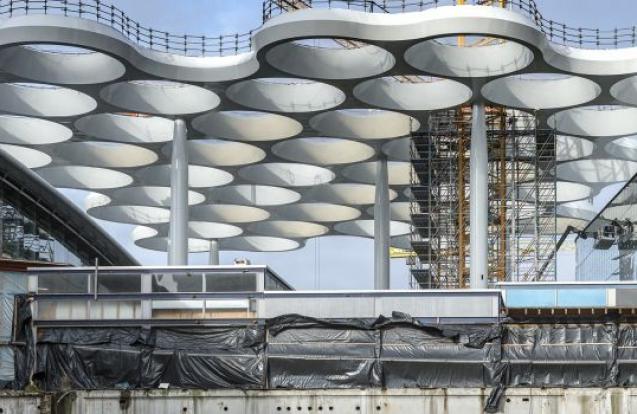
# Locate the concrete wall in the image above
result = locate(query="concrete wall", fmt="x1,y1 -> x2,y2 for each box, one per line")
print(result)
3,388 -> 637,414
0,392 -> 48,414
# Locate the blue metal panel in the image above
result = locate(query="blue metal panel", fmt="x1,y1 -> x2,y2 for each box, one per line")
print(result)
505,289 -> 556,308
504,287 -> 608,308
557,288 -> 607,307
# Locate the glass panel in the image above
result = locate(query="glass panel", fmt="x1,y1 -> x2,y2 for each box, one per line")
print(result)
265,271 -> 291,291
36,299 -> 88,320
152,272 -> 202,293
205,272 -> 257,292
264,273 -> 278,290
51,240 -> 83,266
89,300 -> 142,319
577,176 -> 637,281
38,272 -> 89,294
0,200 -> 73,263
97,272 -> 141,293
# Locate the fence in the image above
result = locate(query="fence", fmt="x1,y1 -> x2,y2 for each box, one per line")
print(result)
0,0 -> 636,59
0,0 -> 253,55
262,0 -> 637,48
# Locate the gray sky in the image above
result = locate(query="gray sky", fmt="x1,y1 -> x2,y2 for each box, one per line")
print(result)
61,0 -> 637,289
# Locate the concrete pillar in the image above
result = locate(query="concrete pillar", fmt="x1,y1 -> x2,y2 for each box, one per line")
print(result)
168,119 -> 188,265
470,103 -> 489,289
208,240 -> 220,266
374,156 -> 390,290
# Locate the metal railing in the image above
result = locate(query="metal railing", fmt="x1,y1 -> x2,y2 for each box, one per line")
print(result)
1,0 -> 635,57
262,0 -> 637,49
0,0 -> 253,56
26,265 -> 294,322
23,265 -> 502,323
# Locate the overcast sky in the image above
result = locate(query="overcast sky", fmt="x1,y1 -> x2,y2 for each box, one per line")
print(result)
61,0 -> 637,289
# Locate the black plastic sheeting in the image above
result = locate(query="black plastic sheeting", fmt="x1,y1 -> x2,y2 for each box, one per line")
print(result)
36,326 -> 265,391
10,301 -> 637,412
5,296 -> 33,390
266,313 -> 504,391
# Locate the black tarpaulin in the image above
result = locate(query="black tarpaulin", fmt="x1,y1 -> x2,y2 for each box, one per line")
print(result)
267,316 -> 382,388
502,323 -> 616,387
12,308 -> 637,413
265,313 -> 499,389
28,313 -> 498,392
35,325 -> 265,391
380,324 -> 499,388
7,296 -> 33,390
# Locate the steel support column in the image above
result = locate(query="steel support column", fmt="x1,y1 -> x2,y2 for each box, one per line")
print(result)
374,156 -> 390,290
168,119 -> 188,265
208,240 -> 220,265
470,103 -> 489,289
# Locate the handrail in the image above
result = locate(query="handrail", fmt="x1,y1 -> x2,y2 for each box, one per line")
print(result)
29,264 -> 296,292
261,0 -> 637,49
32,288 -> 501,300
0,0 -> 635,60
0,0 -> 254,56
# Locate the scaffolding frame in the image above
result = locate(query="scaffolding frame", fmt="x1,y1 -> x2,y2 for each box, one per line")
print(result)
409,107 -> 557,288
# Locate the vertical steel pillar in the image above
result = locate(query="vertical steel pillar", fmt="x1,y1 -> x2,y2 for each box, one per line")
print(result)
208,240 -> 220,265
512,115 -> 519,281
168,119 -> 188,265
457,108 -> 467,287
470,103 -> 489,289
497,110 -> 507,282
374,156 -> 390,290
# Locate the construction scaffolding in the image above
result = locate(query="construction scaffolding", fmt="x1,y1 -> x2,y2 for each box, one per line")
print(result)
409,107 -> 557,288
0,202 -> 55,262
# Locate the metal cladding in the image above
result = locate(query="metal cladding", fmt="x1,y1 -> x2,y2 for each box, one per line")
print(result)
3,2 -> 637,252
